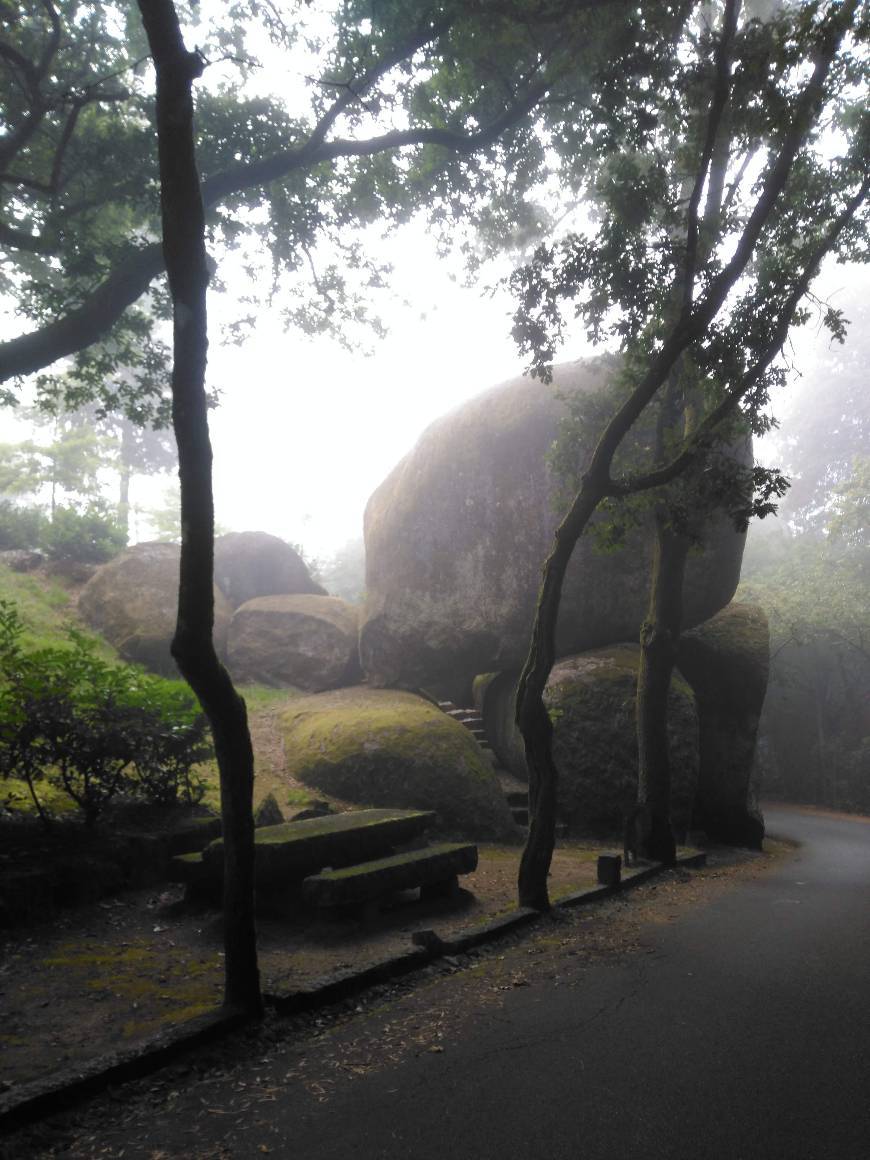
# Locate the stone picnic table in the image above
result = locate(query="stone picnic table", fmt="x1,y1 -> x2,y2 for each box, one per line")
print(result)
170,808 -> 437,893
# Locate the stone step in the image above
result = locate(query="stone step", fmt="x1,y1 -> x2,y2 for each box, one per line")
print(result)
301,842 -> 478,908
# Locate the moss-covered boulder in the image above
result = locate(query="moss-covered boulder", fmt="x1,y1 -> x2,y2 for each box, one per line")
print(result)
478,646 -> 699,837
214,530 -> 325,609
360,358 -> 749,697
677,603 -> 769,848
227,594 -> 361,690
77,542 -> 231,675
281,687 -> 516,839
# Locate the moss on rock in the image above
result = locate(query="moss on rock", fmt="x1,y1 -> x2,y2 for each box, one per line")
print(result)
227,594 -> 360,690
281,687 -> 517,840
479,646 -> 699,837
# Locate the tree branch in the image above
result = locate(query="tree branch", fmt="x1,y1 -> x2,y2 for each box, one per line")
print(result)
614,173 -> 870,499
0,80 -> 548,382
682,0 -> 739,313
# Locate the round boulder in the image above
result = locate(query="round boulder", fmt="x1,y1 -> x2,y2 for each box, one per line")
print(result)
281,687 -> 517,840
228,594 -> 360,690
360,358 -> 749,697
77,542 -> 231,675
479,646 -> 699,837
214,531 -> 325,609
677,602 -> 769,848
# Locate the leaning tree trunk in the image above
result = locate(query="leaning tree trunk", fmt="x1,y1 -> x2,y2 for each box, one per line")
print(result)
635,512 -> 689,864
137,0 -> 262,1015
517,484 -> 606,910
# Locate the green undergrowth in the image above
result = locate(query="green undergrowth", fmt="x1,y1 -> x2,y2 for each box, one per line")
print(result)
0,563 -> 112,656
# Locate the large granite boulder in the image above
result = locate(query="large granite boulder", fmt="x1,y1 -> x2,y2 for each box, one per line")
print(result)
478,646 -> 700,837
677,602 -> 769,848
77,542 -> 231,675
281,687 -> 517,840
228,594 -> 360,690
214,531 -> 325,609
360,358 -> 749,698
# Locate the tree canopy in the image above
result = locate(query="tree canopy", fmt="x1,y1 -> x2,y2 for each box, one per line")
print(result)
1,0 -> 651,414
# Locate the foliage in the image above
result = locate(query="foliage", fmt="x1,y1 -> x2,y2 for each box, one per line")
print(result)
0,498 -> 47,550
0,0 -> 667,408
740,522 -> 870,813
40,501 -> 127,562
0,600 -> 211,825
0,496 -> 125,561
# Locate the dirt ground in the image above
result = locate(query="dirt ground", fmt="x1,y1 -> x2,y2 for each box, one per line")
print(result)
0,838 -> 798,1160
0,840 -> 609,1093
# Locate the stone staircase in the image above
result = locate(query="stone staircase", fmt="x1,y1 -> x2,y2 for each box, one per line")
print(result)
437,701 -> 526,830
437,699 -> 568,836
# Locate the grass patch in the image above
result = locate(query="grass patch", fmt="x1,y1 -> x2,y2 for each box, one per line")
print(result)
0,563 -> 112,656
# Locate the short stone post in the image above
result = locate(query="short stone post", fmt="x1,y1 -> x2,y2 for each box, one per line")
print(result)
597,854 -> 622,886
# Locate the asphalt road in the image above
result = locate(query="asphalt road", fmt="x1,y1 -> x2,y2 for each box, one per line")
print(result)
19,804 -> 870,1159
256,804 -> 870,1160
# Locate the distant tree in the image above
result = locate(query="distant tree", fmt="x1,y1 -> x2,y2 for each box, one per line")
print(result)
769,290 -> 870,533
319,536 -> 365,604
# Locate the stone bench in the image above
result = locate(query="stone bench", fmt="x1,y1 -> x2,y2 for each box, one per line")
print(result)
169,808 -> 435,893
301,842 -> 478,909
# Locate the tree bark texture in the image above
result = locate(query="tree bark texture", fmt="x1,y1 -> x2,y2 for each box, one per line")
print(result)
635,514 -> 689,864
517,484 -> 605,910
136,0 -> 261,1015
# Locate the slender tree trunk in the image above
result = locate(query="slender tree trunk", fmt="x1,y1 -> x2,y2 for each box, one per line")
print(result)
137,0 -> 262,1015
517,485 -> 605,910
635,513 -> 689,864
118,424 -> 134,541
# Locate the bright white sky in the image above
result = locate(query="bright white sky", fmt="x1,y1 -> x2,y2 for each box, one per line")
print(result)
0,3 -> 864,563
200,227 -> 579,560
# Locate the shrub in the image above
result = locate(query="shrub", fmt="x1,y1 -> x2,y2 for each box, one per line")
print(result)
42,503 -> 126,564
0,500 -> 47,551
0,601 -> 212,825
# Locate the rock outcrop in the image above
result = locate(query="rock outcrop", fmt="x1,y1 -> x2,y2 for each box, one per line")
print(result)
281,687 -> 517,840
677,603 -> 769,848
214,531 -> 325,609
478,646 -> 699,837
360,358 -> 749,698
227,594 -> 360,690
78,542 -> 231,675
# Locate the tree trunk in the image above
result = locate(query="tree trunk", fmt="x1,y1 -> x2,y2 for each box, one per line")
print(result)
118,424 -> 133,540
137,0 -> 261,1016
635,513 -> 689,864
517,484 -> 605,910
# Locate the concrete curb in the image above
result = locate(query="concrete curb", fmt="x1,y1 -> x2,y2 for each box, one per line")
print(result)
0,850 -> 706,1134
0,1007 -> 249,1134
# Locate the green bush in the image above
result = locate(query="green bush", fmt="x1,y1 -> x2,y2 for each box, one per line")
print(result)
42,503 -> 126,564
0,601 -> 211,825
0,500 -> 47,551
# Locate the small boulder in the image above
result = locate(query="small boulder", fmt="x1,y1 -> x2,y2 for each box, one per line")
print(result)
253,792 -> 285,828
227,594 -> 360,690
479,646 -> 699,837
77,542 -> 231,675
677,602 -> 769,848
0,549 -> 44,573
214,531 -> 325,609
281,687 -> 517,840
